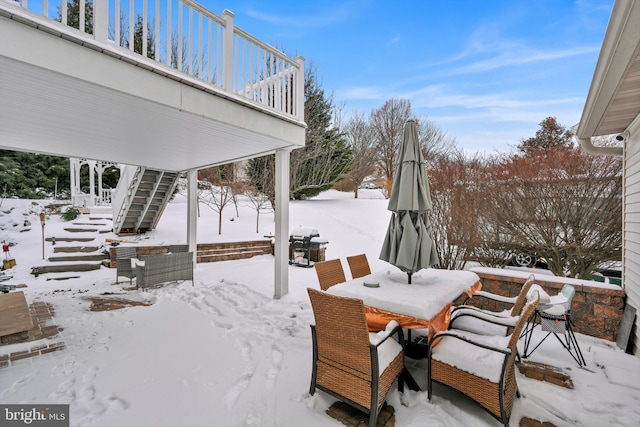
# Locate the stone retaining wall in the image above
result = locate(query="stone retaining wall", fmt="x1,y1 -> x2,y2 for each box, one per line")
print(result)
109,240 -> 274,268
468,268 -> 625,342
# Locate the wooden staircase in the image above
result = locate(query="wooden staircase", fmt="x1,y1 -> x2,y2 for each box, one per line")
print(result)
112,168 -> 180,235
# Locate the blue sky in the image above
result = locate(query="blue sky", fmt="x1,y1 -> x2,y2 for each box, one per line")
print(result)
198,0 -> 614,154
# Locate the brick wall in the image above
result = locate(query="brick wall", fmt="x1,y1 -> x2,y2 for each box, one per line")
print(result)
109,240 -> 274,267
468,268 -> 625,342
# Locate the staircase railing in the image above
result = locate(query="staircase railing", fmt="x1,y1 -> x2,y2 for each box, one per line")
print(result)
112,165 -> 145,234
4,0 -> 304,123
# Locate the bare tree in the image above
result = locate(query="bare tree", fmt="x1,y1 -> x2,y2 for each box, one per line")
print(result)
482,147 -> 622,278
429,151 -> 486,270
371,98 -> 412,197
198,165 -> 235,235
342,112 -> 377,198
244,185 -> 272,233
416,117 -> 459,165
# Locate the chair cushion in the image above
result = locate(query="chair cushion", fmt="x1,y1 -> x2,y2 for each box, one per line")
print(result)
368,333 -> 402,374
431,330 -> 510,383
450,315 -> 509,336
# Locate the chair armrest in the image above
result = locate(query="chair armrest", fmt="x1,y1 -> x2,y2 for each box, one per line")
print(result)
451,304 -> 512,318
429,329 -> 512,356
450,308 -> 520,329
370,320 -> 402,347
470,290 -> 518,304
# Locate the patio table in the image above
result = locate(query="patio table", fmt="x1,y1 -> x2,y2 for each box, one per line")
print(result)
326,267 -> 481,391
326,267 -> 481,337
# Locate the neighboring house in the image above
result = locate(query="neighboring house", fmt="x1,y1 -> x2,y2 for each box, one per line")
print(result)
576,0 -> 640,356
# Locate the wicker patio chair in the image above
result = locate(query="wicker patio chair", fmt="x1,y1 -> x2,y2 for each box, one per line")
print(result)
115,246 -> 137,285
314,258 -> 346,290
347,254 -> 372,279
450,274 -> 536,336
168,244 -> 189,253
307,288 -> 405,427
428,291 -> 539,427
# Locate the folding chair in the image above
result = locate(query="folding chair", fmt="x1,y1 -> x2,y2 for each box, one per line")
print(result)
522,284 -> 586,367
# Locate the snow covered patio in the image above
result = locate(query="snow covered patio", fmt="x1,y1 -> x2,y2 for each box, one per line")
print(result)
1,191 -> 640,426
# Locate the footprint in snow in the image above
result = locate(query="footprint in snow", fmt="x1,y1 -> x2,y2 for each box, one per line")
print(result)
265,345 -> 283,389
224,372 -> 254,409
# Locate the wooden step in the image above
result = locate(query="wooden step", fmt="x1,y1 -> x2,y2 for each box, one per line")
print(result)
46,237 -> 94,242
48,253 -> 110,262
53,246 -> 101,253
31,263 -> 102,274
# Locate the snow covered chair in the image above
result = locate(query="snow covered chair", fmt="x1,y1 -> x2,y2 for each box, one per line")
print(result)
428,291 -> 540,427
346,254 -> 372,279
522,284 -> 586,367
115,246 -> 137,285
449,274 -> 536,336
307,288 -> 404,427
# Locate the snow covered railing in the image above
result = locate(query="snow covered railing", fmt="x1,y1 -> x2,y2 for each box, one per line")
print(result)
4,0 -> 304,123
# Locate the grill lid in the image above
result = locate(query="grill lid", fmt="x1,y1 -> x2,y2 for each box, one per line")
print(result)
290,226 -> 319,239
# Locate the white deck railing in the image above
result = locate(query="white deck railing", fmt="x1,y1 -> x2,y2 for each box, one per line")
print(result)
9,0 -> 304,122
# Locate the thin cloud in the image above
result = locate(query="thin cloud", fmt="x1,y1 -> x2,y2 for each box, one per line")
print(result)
244,3 -> 356,28
386,36 -> 402,47
453,45 -> 601,74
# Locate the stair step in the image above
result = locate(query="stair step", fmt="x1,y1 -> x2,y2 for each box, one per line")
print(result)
32,263 -> 102,274
46,237 -> 94,242
53,246 -> 101,253
48,254 -> 110,262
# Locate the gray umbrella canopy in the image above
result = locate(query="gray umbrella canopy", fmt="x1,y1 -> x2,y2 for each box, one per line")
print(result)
379,119 -> 439,283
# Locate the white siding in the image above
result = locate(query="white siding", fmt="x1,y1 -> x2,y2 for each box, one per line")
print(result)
624,124 -> 640,357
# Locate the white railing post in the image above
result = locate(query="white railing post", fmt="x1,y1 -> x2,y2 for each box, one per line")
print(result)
222,9 -> 235,92
93,0 -> 108,43
295,56 -> 305,122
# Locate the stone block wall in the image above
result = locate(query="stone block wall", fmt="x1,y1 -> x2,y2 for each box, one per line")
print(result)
109,240 -> 274,267
468,268 -> 625,342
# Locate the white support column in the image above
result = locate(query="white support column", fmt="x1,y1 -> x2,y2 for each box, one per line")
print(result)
69,158 -> 79,205
96,162 -> 104,206
187,169 -> 198,268
88,160 -> 96,207
274,149 -> 290,299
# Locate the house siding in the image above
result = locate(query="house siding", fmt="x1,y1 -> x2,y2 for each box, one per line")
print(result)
624,122 -> 640,357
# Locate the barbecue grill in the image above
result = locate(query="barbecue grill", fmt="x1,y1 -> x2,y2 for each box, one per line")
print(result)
289,227 -> 328,267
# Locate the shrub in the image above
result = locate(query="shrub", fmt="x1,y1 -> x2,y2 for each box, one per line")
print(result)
62,207 -> 80,221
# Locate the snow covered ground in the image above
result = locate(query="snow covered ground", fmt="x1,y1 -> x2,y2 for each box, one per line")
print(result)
1,189 -> 639,426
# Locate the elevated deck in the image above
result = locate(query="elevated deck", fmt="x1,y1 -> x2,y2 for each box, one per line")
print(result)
0,0 -> 306,172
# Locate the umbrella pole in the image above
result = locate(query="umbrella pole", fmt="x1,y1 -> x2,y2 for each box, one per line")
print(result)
408,272 -> 412,284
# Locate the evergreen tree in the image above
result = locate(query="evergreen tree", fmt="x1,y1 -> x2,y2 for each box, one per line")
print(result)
518,117 -> 574,155
132,15 -> 156,59
57,0 -> 93,34
0,151 -> 70,199
247,63 -> 352,201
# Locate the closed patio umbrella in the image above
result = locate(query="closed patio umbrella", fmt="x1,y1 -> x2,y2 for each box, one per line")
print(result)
379,119 -> 439,283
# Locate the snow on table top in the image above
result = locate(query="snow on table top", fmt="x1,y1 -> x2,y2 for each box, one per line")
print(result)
327,267 -> 480,320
